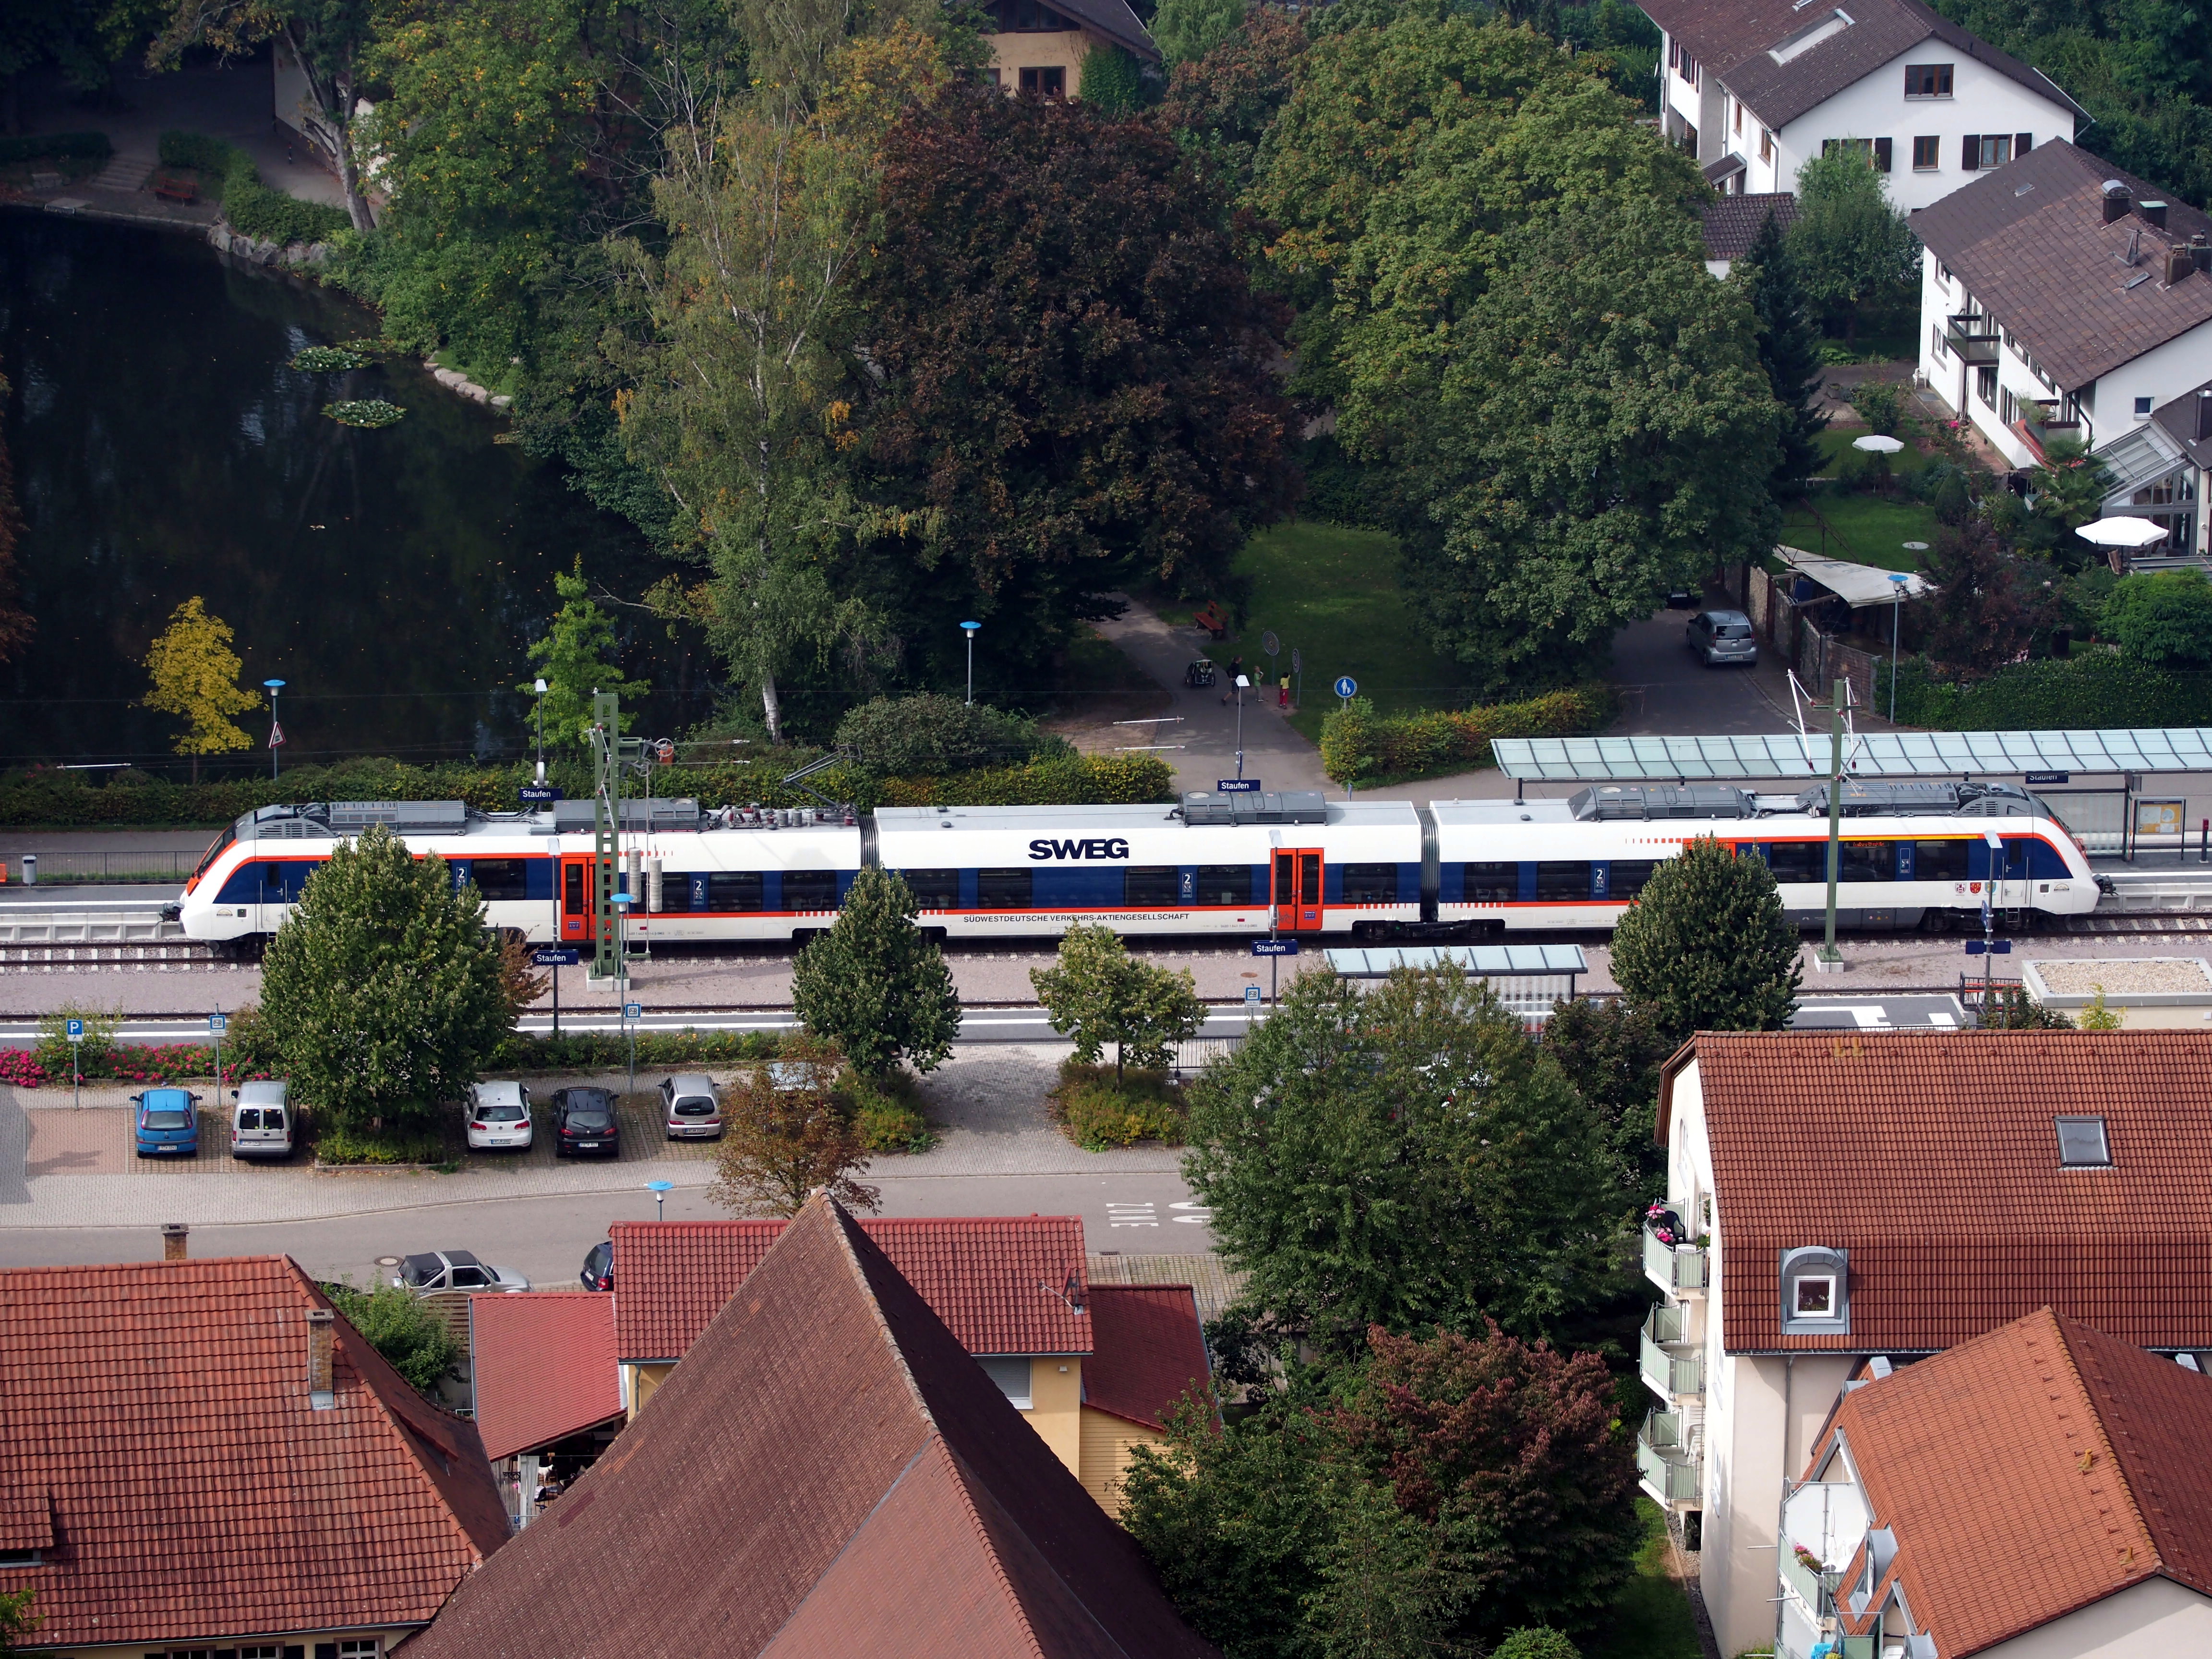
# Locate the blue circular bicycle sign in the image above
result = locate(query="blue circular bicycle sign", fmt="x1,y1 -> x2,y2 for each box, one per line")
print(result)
1334,676 -> 1358,698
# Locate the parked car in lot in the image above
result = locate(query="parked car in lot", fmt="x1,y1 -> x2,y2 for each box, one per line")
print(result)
580,1239 -> 613,1292
228,1080 -> 292,1160
392,1250 -> 530,1295
1686,608 -> 1759,667
548,1086 -> 621,1158
467,1081 -> 534,1152
133,1088 -> 200,1158
659,1074 -> 723,1140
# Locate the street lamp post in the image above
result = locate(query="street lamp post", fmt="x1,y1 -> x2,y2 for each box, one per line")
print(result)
533,677 -> 548,784
1234,674 -> 1250,779
264,680 -> 287,781
961,622 -> 980,705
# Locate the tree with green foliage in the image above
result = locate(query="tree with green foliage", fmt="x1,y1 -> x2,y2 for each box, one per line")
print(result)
325,1279 -> 464,1392
1079,41 -> 1151,112
2024,436 -> 2115,554
1609,836 -> 1802,1046
1786,146 -> 1919,343
2104,569 -> 2212,667
1152,0 -> 1245,66
1182,967 -> 1623,1344
258,823 -> 512,1134
709,1032 -> 880,1215
835,692 -> 1065,775
1493,1630 -> 1582,1659
0,1586 -> 39,1656
792,867 -> 961,1078
1154,0 -> 1305,192
1030,924 -> 1205,1080
1539,994 -> 1670,1197
1915,519 -> 2062,672
519,559 -> 650,747
1735,207 -> 1828,499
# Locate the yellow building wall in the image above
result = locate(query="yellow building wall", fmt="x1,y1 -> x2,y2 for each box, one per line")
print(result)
1026,1355 -> 1084,1476
984,27 -> 1118,98
1079,1405 -> 1168,1513
625,1359 -> 674,1419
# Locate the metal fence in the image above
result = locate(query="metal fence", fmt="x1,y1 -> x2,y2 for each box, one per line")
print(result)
2,851 -> 196,885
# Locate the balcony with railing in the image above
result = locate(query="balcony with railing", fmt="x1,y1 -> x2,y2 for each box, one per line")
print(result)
2019,397 -> 2083,460
1781,1547 -> 1840,1619
1642,1226 -> 1708,1294
1639,1303 -> 1704,1400
1944,313 -> 1999,362
1636,1411 -> 1701,1503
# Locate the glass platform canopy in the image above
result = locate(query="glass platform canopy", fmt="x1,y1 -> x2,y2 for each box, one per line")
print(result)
1489,729 -> 2212,785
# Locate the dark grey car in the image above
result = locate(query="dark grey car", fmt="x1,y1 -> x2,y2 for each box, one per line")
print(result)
1686,609 -> 1758,666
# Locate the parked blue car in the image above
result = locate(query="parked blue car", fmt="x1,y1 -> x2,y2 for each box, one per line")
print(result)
133,1088 -> 201,1158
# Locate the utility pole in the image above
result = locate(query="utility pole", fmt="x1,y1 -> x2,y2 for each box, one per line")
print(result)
587,691 -> 622,983
1814,680 -> 1850,974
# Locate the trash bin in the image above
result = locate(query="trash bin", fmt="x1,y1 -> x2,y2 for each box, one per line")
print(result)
21,854 -> 35,887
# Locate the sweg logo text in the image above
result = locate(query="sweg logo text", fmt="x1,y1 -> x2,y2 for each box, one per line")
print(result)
1027,837 -> 1131,861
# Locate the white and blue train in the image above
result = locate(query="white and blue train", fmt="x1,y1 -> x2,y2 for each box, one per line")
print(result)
175,780 -> 2105,953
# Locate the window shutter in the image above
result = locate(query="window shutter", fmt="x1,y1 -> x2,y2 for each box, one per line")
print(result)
1875,137 -> 1893,172
2016,131 -> 2032,156
1962,134 -> 1980,170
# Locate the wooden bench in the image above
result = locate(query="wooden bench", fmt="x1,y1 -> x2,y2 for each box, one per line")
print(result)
1192,601 -> 1230,640
152,174 -> 199,204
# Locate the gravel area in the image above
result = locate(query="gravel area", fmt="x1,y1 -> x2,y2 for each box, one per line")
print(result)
2027,958 -> 2212,996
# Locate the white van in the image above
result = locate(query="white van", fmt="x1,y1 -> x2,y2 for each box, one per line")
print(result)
229,1080 -> 293,1160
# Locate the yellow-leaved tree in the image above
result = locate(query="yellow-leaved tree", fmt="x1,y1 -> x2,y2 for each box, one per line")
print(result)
140,598 -> 261,781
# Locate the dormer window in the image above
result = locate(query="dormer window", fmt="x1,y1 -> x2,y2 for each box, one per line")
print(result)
2056,1116 -> 2112,1168
1780,1246 -> 1851,1334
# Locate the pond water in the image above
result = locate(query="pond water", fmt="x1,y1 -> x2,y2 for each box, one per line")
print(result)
0,213 -> 708,770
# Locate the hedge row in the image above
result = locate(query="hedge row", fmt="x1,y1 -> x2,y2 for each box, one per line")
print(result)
1883,649 -> 2212,730
0,752 -> 1176,828
0,132 -> 112,165
158,130 -> 350,245
1318,685 -> 1619,784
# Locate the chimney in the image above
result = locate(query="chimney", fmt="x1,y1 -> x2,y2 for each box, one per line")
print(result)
306,1309 -> 337,1410
2168,245 -> 2195,285
160,1223 -> 188,1261
2141,198 -> 2170,230
2104,179 -> 2132,223
2193,232 -> 2210,275
2196,389 -> 2212,444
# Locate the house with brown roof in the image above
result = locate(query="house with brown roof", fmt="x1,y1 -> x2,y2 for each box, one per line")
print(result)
0,1251 -> 510,1659
1643,1030 -> 2212,1659
1700,191 -> 1799,277
1777,1308 -> 2212,1659
401,1194 -> 1220,1659
1641,0 -> 2079,207
981,0 -> 1158,101
610,1216 -> 1209,1509
469,1292 -> 625,1530
1916,140 -> 2212,550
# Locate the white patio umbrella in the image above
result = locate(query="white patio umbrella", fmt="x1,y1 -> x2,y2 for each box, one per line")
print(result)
2076,516 -> 2172,549
1851,434 -> 1906,454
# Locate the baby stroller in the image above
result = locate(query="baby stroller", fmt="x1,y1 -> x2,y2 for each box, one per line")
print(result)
1184,658 -> 1217,689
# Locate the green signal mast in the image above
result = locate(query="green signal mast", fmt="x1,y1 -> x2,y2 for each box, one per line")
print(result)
585,690 -> 643,983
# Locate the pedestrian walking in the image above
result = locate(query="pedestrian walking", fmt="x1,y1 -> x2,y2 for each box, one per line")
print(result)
1278,674 -> 1290,709
1222,654 -> 1243,704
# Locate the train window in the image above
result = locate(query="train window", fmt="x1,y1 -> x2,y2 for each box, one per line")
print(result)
1766,842 -> 1824,883
564,862 -> 587,914
783,871 -> 839,911
656,873 -> 693,913
1839,840 -> 1895,882
1341,864 -> 1398,904
1912,839 -> 1971,882
1301,858 -> 1321,905
977,868 -> 1033,909
1196,865 -> 1253,906
1610,860 -> 1659,899
1464,861 -> 1517,902
707,872 -> 765,912
1535,861 -> 1592,901
1124,866 -> 1181,906
470,858 -> 531,902
904,869 -> 960,910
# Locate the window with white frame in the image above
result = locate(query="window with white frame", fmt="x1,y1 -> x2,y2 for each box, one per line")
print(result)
1976,365 -> 1998,405
976,1355 -> 1034,1409
1760,128 -> 1774,162
238,1647 -> 282,1659
337,1642 -> 383,1659
2137,396 -> 2155,418
1792,1275 -> 1840,1319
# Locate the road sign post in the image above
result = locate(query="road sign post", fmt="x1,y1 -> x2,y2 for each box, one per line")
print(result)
532,947 -> 581,1036
1217,779 -> 1261,793
622,1001 -> 643,1092
209,1010 -> 227,1090
1252,936 -> 1299,1003
67,1017 -> 83,1109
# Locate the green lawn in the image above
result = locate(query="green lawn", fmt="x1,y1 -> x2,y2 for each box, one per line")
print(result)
1787,435 -> 1942,570
1158,521 -> 1480,744
1578,1499 -> 1704,1659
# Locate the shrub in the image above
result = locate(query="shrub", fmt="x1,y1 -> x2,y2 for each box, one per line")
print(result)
1319,685 -> 1617,786
0,132 -> 113,165
313,1122 -> 450,1165
2103,569 -> 2212,669
835,693 -> 1066,777
0,1051 -> 50,1088
323,1278 -> 463,1391
35,1002 -> 121,1077
493,1027 -> 783,1071
848,1069 -> 936,1154
1847,379 -> 1904,435
157,130 -> 349,245
1047,1060 -> 1187,1150
1884,648 -> 2212,730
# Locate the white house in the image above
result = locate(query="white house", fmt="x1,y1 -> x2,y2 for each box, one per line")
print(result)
1640,0 -> 2080,208
1914,139 -> 2212,556
979,0 -> 1157,100
1778,1309 -> 2212,1659
1645,1029 -> 2212,1659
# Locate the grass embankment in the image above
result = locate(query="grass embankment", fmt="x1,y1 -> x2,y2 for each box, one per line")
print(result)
1579,1498 -> 1704,1659
1155,521 -> 1479,744
1780,431 -> 1942,572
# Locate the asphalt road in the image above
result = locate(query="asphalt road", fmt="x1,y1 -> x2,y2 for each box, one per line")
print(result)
0,1170 -> 1214,1283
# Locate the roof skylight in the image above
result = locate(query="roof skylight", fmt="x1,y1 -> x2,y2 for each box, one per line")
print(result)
2056,1116 -> 2112,1168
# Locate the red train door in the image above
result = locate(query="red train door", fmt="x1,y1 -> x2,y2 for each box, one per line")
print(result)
1274,849 -> 1324,931
561,854 -> 597,942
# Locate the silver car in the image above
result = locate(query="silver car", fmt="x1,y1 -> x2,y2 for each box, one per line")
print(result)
392,1250 -> 530,1295
228,1080 -> 293,1160
1686,609 -> 1758,667
660,1073 -> 724,1140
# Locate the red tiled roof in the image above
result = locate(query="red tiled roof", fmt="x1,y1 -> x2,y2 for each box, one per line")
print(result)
1814,1309 -> 2212,1655
403,1196 -> 1220,1659
1084,1285 -> 1211,1430
1671,1031 -> 2212,1353
612,1216 -> 1092,1360
469,1293 -> 624,1463
0,1255 -> 509,1651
